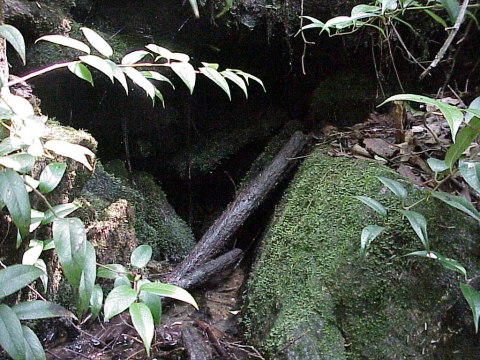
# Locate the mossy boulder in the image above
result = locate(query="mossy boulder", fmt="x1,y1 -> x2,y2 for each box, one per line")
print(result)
243,148 -> 480,359
78,164 -> 195,261
307,70 -> 379,129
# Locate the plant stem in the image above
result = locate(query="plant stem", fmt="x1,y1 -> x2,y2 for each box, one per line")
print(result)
6,62 -> 74,87
420,0 -> 470,79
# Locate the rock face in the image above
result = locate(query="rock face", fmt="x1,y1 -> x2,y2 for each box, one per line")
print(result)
243,148 -> 480,359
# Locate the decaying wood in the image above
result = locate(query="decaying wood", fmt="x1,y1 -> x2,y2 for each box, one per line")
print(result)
166,131 -> 310,286
176,248 -> 243,289
182,326 -> 214,360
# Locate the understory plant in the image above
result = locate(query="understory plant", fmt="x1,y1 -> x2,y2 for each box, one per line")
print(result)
350,94 -> 480,332
0,24 -> 262,359
300,0 -> 480,333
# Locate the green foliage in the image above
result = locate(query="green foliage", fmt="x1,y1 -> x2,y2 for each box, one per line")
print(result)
29,28 -> 265,106
99,244 -> 198,356
0,22 -> 258,358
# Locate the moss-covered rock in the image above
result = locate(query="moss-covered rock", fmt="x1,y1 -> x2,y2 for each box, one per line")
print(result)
79,164 -> 195,261
307,70 -> 379,129
243,148 -> 480,359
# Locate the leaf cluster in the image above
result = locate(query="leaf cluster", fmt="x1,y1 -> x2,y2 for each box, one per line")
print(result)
0,21 -> 262,359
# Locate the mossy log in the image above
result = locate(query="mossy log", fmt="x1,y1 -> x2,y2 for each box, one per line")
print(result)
166,131 -> 311,287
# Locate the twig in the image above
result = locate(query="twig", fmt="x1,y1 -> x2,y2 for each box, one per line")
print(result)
45,349 -> 62,359
385,19 -> 404,92
299,0 -> 314,75
420,0 -> 470,79
65,348 -> 95,360
390,22 -> 426,71
273,329 -> 311,356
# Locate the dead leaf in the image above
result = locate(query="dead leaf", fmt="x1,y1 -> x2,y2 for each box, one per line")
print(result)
351,144 -> 371,158
398,164 -> 423,185
363,138 -> 398,158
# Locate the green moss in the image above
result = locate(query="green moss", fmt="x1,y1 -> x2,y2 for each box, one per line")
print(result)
243,148 -> 480,359
78,164 -> 195,261
308,70 -> 378,128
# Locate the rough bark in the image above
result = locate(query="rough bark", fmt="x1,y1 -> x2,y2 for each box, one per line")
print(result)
166,131 -> 310,286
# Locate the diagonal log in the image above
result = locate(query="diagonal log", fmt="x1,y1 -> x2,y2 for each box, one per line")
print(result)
165,131 -> 310,286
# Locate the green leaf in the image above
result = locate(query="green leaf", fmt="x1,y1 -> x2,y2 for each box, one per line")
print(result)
398,210 -> 429,250
104,285 -> 137,320
0,169 -> 30,238
231,70 -> 266,92
145,44 -> 173,59
140,71 -> 175,89
36,35 -> 90,54
445,117 -> 480,168
22,325 -> 46,360
139,280 -> 161,326
130,245 -> 152,269
90,285 -> 103,320
106,60 -> 129,94
154,88 -> 165,108
38,162 -> 67,194
440,0 -> 460,23
0,153 -> 35,173
461,283 -> 480,333
140,283 -> 198,310
376,176 -> 407,200
22,239 -> 44,265
123,67 -> 156,99
380,94 -> 464,141
43,238 -> 55,251
0,265 -> 43,299
121,50 -> 149,65
0,137 -> 22,156
427,158 -> 449,173
114,275 -> 131,288
53,218 -> 86,288
221,70 -> 248,99
381,0 -> 398,14
188,0 -> 200,18
129,302 -> 154,357
77,241 -> 96,318
79,55 -> 114,82
41,203 -> 80,225
29,209 -> 44,232
97,264 -> 129,279
0,25 -> 26,65
200,65 -> 231,100
171,62 -> 196,94
12,300 -> 75,320
0,304 -> 25,360
459,160 -> 480,194
34,259 -> 48,293
406,250 -> 467,277
80,27 -> 113,57
465,96 -> 480,123
351,4 -> 381,15
360,225 -> 385,257
436,254 -> 467,277
44,140 -> 95,171
423,9 -> 448,28
68,62 -> 94,86
430,191 -> 480,221
351,196 -> 387,217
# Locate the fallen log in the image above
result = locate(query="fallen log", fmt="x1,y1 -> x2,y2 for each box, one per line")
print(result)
166,131 -> 310,286
176,248 -> 243,289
